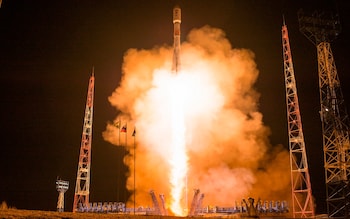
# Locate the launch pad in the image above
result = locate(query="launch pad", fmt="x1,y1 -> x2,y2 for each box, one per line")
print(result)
75,189 -> 289,217
75,197 -> 289,218
68,3 -> 350,218
69,5 -> 292,218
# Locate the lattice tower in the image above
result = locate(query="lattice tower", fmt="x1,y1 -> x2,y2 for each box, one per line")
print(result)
56,178 -> 69,212
282,19 -> 315,218
298,9 -> 350,218
73,69 -> 95,212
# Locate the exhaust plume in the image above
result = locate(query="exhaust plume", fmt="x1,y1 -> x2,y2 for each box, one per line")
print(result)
103,25 -> 290,216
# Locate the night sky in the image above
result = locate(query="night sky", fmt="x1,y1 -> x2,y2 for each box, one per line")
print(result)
1,0 -> 349,214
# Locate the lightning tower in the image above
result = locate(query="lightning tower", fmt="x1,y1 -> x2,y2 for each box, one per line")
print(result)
282,19 -> 315,218
298,9 -> 350,218
172,5 -> 181,73
73,69 -> 95,212
56,178 -> 69,212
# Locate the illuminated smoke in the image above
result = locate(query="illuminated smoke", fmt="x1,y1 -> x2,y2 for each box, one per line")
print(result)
103,25 -> 291,215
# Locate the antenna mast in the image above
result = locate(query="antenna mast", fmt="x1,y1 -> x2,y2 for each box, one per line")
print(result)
73,69 -> 95,212
298,9 -> 350,218
282,20 -> 315,218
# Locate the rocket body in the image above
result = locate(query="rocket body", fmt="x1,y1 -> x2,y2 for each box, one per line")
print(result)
172,6 -> 181,73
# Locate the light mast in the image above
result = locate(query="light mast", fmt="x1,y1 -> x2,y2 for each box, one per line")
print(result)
56,178 -> 69,212
73,69 -> 95,212
298,9 -> 350,218
282,19 -> 315,218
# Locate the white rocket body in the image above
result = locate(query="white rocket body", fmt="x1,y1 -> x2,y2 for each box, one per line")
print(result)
172,6 -> 181,73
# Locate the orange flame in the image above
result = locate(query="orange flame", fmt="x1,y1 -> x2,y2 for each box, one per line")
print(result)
103,25 -> 291,216
168,74 -> 188,216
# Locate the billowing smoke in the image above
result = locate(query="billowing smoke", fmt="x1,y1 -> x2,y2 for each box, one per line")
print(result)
103,25 -> 290,215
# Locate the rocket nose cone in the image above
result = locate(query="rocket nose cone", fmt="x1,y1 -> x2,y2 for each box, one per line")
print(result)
173,5 -> 181,23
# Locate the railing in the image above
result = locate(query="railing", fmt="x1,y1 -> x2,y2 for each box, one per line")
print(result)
76,200 -> 289,216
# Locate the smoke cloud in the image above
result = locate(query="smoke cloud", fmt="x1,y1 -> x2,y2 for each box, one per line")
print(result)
103,25 -> 290,212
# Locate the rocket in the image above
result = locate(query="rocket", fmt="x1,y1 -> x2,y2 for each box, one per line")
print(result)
172,5 -> 181,73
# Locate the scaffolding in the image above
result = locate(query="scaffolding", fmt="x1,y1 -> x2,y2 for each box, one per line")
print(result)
298,9 -> 350,218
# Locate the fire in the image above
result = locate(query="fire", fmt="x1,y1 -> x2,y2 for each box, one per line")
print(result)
168,74 -> 188,216
103,25 -> 291,216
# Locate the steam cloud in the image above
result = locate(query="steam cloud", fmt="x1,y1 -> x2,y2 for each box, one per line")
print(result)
103,25 -> 290,210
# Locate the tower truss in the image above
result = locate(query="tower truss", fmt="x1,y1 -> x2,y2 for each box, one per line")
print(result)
298,9 -> 350,218
282,20 -> 315,218
56,178 -> 69,212
73,69 -> 95,212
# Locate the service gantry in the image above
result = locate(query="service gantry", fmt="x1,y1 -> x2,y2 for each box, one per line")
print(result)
149,190 -> 162,215
298,9 -> 350,218
188,189 -> 204,216
73,69 -> 95,212
282,19 -> 315,218
159,194 -> 168,216
189,189 -> 200,216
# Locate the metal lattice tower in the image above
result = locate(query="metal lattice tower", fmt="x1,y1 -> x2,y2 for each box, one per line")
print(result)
56,178 -> 69,212
73,69 -> 95,212
282,19 -> 315,218
298,9 -> 350,218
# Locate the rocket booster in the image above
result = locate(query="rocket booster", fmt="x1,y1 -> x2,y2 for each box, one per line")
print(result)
172,6 -> 181,73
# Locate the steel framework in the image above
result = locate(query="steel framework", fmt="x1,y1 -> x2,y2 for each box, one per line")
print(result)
159,194 -> 168,216
73,70 -> 95,212
282,20 -> 315,218
149,190 -> 162,215
189,189 -> 201,216
56,178 -> 69,212
298,9 -> 350,218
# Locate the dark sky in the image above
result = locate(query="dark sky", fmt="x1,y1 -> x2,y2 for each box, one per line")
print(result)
0,0 -> 349,214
